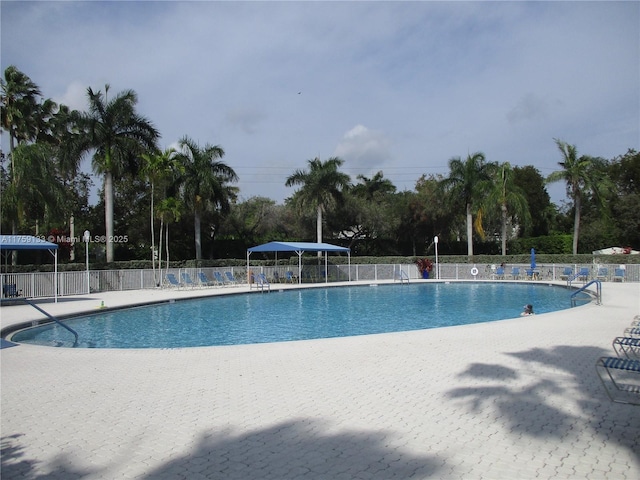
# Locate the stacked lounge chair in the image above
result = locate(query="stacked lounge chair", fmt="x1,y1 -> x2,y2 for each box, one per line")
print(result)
595,315 -> 640,404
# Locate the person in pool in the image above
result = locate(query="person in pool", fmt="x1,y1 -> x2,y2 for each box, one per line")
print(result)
521,304 -> 534,316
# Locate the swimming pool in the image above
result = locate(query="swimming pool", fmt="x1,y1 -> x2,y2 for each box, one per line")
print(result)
10,282 -> 586,349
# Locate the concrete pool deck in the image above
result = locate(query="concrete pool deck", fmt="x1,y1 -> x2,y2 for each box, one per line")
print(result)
1,281 -> 639,479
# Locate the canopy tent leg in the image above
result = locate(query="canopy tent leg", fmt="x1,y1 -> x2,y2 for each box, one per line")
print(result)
296,250 -> 303,284
53,248 -> 57,302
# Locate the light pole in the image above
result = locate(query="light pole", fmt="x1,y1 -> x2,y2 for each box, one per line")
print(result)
84,230 -> 90,294
434,235 -> 439,280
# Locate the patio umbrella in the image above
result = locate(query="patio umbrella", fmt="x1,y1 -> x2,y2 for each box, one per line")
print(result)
530,248 -> 536,270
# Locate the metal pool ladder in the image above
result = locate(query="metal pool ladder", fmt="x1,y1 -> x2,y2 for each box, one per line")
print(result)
394,269 -> 410,284
571,280 -> 602,306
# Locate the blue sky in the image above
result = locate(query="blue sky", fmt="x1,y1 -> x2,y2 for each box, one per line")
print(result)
2,1 -> 638,206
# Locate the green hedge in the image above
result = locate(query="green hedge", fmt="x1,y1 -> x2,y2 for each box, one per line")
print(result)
511,235 -> 573,254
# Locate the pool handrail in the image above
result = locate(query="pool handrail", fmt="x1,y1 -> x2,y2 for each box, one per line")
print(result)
20,297 -> 79,346
394,269 -> 409,284
571,279 -> 601,306
253,273 -> 271,292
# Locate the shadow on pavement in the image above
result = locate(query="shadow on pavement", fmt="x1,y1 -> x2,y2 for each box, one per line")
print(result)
2,420 -> 441,480
448,345 -> 640,463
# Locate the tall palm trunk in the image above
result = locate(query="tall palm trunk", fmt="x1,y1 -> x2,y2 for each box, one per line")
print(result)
150,183 -> 157,285
194,208 -> 202,260
501,203 -> 508,256
165,220 -> 170,277
316,204 -> 323,259
104,171 -> 114,262
572,192 -> 581,255
466,203 -> 473,256
10,140 -> 17,264
157,219 -> 164,284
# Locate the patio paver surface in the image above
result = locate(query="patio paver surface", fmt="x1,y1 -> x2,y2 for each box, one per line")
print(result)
1,281 -> 639,479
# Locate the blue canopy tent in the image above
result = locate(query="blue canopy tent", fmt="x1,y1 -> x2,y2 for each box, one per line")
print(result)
247,241 -> 351,284
0,235 -> 59,302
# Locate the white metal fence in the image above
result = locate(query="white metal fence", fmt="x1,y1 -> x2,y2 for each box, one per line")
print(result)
1,263 -> 637,300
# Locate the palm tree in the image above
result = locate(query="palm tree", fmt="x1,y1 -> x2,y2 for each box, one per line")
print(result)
1,68 -> 85,263
441,152 -> 496,256
1,142 -> 65,232
484,162 -> 531,256
1,66 -> 42,159
140,148 -> 180,285
156,197 -> 183,281
74,85 -> 159,262
175,136 -> 238,260
353,171 -> 396,200
340,171 -> 398,248
546,139 -> 602,254
1,67 -> 44,258
285,157 -> 351,246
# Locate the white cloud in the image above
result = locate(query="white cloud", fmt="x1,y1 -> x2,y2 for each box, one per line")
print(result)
334,125 -> 392,175
54,81 -> 87,111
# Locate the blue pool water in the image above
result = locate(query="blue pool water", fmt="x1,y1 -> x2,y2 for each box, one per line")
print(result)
11,283 -> 586,349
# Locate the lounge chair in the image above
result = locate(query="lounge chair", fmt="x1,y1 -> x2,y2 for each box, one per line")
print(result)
623,327 -> 640,338
510,267 -> 520,280
560,267 -> 573,281
225,271 -> 238,284
493,266 -> 505,280
181,272 -> 197,289
613,268 -> 626,282
612,337 -> 640,360
2,284 -> 21,298
595,356 -> 640,404
577,267 -> 590,282
165,273 -> 181,288
213,271 -> 228,286
285,271 -> 295,283
197,272 -> 215,287
596,267 -> 609,281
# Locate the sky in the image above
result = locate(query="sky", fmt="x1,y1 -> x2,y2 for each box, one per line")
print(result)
2,0 -> 639,207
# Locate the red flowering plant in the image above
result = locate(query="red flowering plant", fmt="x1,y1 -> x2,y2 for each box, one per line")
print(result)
48,228 -> 73,260
415,258 -> 433,275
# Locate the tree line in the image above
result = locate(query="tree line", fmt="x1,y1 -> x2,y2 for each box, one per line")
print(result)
2,66 -> 639,266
